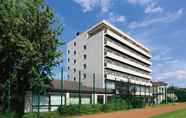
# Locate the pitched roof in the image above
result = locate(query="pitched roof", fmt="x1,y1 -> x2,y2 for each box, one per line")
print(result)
51,80 -> 111,93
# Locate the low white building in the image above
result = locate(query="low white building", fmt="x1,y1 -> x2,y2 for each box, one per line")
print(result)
25,80 -> 112,112
152,81 -> 168,104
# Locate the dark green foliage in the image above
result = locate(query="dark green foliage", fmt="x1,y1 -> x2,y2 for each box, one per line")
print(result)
0,0 -> 62,117
23,112 -> 60,118
0,112 -> 15,118
57,104 -> 102,116
57,98 -> 128,116
58,105 -> 79,116
168,87 -> 186,102
130,96 -> 145,108
161,97 -> 174,104
102,97 -> 128,112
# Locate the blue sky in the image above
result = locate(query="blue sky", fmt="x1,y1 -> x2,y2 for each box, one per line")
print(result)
45,0 -> 186,87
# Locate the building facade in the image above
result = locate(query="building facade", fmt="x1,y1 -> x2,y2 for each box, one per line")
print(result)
152,81 -> 167,104
25,80 -> 112,112
67,20 -> 152,96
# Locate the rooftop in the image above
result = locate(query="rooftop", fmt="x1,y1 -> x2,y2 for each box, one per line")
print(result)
86,20 -> 150,53
152,81 -> 168,86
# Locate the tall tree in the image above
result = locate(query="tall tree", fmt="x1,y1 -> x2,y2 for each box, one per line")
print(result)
0,0 -> 62,117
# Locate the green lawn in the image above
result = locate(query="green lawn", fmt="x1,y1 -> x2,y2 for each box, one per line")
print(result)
151,108 -> 186,118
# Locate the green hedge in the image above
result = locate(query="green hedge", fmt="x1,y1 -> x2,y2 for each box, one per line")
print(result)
23,112 -> 60,118
102,98 -> 128,112
58,104 -> 102,116
23,97 -> 145,117
0,112 -> 15,118
57,98 -> 129,115
160,97 -> 174,104
130,96 -> 146,108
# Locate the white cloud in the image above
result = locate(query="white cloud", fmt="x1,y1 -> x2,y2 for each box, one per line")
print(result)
152,59 -> 186,87
152,48 -> 172,61
176,69 -> 186,79
100,0 -> 112,13
73,0 -> 112,13
73,0 -> 98,12
129,8 -> 184,29
145,2 -> 163,14
106,12 -> 126,23
128,0 -> 153,5
128,0 -> 163,14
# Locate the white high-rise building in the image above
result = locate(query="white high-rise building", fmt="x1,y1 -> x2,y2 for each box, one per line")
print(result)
67,20 -> 152,96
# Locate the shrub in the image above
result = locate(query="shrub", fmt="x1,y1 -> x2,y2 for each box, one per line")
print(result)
0,112 -> 15,118
130,96 -> 145,108
23,112 -> 60,118
102,97 -> 128,112
161,97 -> 174,104
57,104 -> 102,116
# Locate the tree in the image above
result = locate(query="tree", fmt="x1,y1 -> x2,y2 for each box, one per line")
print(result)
0,0 -> 62,117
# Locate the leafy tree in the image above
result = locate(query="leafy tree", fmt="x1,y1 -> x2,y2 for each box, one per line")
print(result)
168,86 -> 186,102
0,0 -> 62,117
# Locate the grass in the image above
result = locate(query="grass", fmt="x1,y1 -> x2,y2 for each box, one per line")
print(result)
150,108 -> 186,118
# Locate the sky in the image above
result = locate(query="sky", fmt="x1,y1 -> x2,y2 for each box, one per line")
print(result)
45,0 -> 186,88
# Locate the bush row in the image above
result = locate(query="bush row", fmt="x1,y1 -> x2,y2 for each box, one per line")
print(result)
57,97 -> 129,116
23,97 -> 146,118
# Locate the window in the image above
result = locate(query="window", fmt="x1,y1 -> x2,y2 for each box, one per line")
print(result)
83,45 -> 86,50
67,66 -> 70,70
68,58 -> 70,62
74,59 -> 76,64
74,50 -> 76,55
73,68 -> 76,73
83,54 -> 87,60
74,77 -> 76,81
83,64 -> 86,69
67,75 -> 70,79
68,50 -> 70,54
74,42 -> 76,46
83,73 -> 86,79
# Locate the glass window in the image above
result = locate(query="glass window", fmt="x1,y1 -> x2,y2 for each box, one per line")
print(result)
73,68 -> 76,73
83,45 -> 86,50
68,50 -> 70,54
83,73 -> 86,79
83,54 -> 87,60
68,58 -> 70,62
74,59 -> 76,64
74,50 -> 76,55
74,42 -> 76,46
83,64 -> 86,69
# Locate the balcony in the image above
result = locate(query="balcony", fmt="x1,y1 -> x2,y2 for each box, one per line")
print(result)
105,51 -> 151,72
105,30 -> 151,58
105,74 -> 152,86
105,40 -> 151,65
105,62 -> 151,79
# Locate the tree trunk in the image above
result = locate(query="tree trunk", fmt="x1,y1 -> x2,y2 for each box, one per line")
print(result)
12,83 -> 26,118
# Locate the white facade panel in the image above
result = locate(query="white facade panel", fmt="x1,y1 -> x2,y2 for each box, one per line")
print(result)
105,51 -> 151,72
106,30 -> 151,58
105,41 -> 151,65
106,63 -> 151,79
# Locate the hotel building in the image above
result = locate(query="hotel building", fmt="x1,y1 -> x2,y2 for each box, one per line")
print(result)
67,20 -> 152,96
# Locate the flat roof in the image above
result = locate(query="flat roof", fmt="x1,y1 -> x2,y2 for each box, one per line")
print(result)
86,20 -> 150,52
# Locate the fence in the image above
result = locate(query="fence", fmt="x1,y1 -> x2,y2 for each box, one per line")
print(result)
25,67 -> 155,117
2,66 -> 168,118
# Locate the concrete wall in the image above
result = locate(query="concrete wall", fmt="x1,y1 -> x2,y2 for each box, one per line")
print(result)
67,31 -> 105,89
